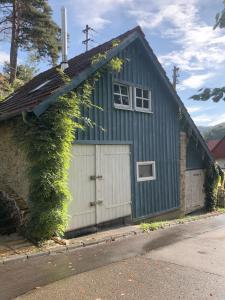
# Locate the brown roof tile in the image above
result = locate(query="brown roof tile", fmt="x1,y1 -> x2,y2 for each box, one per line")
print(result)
0,26 -> 144,120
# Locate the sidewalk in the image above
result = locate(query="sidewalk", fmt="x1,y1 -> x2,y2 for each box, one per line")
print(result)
0,210 -> 224,264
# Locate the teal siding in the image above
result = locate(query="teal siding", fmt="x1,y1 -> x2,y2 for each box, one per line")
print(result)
76,39 -> 180,220
186,136 -> 206,170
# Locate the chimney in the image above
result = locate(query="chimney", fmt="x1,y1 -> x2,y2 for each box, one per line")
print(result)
61,7 -> 69,71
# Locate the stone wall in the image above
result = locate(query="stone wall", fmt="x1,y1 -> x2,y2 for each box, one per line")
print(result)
0,120 -> 29,201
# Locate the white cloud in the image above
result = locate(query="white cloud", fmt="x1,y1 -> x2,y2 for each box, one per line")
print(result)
192,112 -> 225,126
186,106 -> 202,113
179,73 -> 215,90
128,0 -> 225,91
0,51 -> 9,65
209,114 -> 225,126
193,114 -> 212,124
67,0 -> 132,29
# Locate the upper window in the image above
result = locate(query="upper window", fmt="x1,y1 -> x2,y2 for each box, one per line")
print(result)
135,87 -> 151,112
137,161 -> 156,182
113,83 -> 131,109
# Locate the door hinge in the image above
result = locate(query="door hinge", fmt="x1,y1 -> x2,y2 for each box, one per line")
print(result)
90,175 -> 103,180
89,200 -> 103,207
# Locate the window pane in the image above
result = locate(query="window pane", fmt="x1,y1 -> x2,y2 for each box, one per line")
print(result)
139,164 -> 153,178
114,84 -> 120,93
143,100 -> 149,109
114,94 -> 121,104
136,98 -> 142,107
122,96 -> 129,106
143,90 -> 149,99
136,88 -> 142,97
120,85 -> 128,95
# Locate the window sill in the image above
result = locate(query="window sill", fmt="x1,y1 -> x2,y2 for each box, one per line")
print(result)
137,177 -> 156,182
135,108 -> 153,114
114,104 -> 134,111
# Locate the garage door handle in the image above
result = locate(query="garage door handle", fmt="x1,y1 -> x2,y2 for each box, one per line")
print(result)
90,175 -> 103,180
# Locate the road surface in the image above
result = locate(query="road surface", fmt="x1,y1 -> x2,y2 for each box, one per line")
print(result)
1,215 -> 225,299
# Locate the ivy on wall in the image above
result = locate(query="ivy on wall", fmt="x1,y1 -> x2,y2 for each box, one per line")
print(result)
14,51 -> 124,243
205,163 -> 224,211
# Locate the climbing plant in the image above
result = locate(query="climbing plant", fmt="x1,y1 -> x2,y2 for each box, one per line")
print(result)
14,47 -> 124,243
205,163 -> 224,211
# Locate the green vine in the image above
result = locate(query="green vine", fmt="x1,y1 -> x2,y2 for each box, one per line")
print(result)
14,50 -> 124,243
205,163 -> 224,211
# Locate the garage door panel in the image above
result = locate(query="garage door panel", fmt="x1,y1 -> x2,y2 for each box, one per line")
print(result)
68,145 -> 96,230
185,169 -> 205,213
97,145 -> 131,223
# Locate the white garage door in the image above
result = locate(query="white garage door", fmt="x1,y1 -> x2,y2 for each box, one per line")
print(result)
67,145 -> 132,231
185,169 -> 205,213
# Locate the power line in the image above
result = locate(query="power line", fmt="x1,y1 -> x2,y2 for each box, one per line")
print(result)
172,66 -> 180,91
82,24 -> 95,52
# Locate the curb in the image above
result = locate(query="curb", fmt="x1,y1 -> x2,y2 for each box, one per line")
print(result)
0,212 -> 224,265
0,228 -> 141,265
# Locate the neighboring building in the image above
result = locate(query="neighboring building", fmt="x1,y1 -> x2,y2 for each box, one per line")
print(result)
0,27 -> 212,234
208,137 -> 225,170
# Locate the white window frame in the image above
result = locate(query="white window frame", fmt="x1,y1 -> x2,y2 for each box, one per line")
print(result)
137,161 -> 156,182
113,82 -> 132,110
134,87 -> 152,113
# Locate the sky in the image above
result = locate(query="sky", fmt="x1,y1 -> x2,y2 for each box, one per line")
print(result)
0,0 -> 225,127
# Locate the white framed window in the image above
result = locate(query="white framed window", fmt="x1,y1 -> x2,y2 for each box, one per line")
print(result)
113,82 -> 132,110
137,161 -> 156,182
134,87 -> 152,112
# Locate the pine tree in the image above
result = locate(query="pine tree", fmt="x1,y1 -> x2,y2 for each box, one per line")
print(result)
0,0 -> 60,83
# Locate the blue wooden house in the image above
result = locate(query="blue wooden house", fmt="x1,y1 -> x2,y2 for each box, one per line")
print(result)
0,27 -> 212,234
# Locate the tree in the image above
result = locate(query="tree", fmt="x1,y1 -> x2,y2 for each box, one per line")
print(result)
0,61 -> 38,101
0,0 -> 60,84
3,61 -> 37,83
191,3 -> 225,102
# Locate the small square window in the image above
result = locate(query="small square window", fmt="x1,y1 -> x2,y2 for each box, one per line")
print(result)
135,87 -> 151,112
136,98 -> 142,107
114,84 -> 120,93
113,83 -> 131,109
114,94 -> 121,104
121,85 -> 128,95
122,96 -> 129,105
143,100 -> 149,109
136,88 -> 142,97
137,161 -> 156,181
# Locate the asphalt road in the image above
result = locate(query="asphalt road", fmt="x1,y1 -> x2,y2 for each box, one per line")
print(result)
1,215 -> 225,300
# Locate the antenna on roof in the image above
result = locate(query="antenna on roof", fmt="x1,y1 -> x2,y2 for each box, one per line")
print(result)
172,66 -> 180,91
61,7 -> 69,71
82,25 -> 95,52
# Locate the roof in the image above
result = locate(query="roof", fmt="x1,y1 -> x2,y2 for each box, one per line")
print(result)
207,140 -> 220,151
0,26 -> 212,161
210,136 -> 225,159
0,27 -> 144,121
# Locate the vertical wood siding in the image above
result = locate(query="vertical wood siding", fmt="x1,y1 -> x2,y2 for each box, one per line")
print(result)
76,39 -> 180,220
186,136 -> 206,170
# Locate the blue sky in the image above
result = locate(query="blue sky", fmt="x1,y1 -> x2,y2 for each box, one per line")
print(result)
0,0 -> 225,127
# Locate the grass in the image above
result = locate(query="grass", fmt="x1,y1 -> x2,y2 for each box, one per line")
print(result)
140,208 -> 225,232
216,207 -> 225,213
140,221 -> 169,232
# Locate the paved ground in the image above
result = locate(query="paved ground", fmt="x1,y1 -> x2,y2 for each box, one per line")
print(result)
1,215 -> 225,299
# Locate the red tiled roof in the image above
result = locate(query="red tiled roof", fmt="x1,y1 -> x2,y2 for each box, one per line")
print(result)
0,26 -> 144,120
207,140 -> 220,151
211,136 -> 225,159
